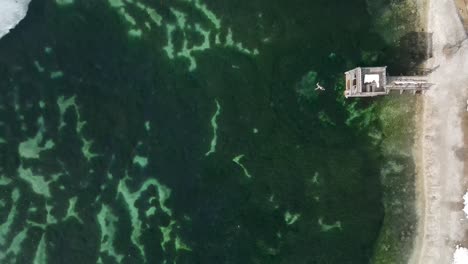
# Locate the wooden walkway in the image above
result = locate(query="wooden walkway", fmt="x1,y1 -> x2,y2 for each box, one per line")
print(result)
386,76 -> 432,94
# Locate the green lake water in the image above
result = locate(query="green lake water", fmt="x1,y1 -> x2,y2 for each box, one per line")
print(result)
0,0 -> 421,263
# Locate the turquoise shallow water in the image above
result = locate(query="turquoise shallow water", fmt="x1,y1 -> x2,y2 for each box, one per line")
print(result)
0,0 -> 408,263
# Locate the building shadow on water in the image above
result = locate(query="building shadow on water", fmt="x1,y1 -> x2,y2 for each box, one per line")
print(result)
386,32 -> 433,75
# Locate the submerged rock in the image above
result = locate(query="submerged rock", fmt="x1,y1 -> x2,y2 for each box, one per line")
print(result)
296,70 -> 319,100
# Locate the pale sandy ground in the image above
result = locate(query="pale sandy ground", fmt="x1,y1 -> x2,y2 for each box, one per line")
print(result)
409,0 -> 468,263
0,0 -> 31,39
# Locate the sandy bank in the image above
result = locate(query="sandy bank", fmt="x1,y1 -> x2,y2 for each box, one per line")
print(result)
410,0 -> 468,263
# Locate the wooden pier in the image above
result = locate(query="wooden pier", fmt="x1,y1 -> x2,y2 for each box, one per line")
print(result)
344,66 -> 433,98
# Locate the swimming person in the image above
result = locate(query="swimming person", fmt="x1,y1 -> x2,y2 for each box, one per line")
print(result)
315,82 -> 325,91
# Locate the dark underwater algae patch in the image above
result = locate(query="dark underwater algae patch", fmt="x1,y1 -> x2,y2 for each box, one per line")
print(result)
371,96 -> 421,264
333,85 -> 421,264
0,0 -> 425,263
357,0 -> 427,262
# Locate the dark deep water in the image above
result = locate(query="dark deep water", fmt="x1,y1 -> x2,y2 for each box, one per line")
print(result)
0,0 -> 401,263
